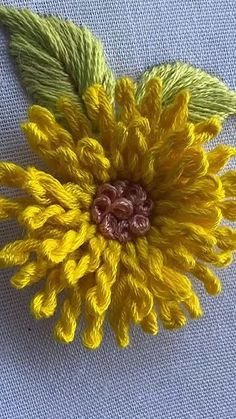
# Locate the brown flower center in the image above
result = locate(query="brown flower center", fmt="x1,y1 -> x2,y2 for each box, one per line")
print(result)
91,180 -> 153,243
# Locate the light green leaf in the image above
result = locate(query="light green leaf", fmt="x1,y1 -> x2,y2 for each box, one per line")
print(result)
136,61 -> 236,122
0,7 -> 115,112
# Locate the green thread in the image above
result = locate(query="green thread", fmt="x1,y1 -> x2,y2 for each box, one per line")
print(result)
0,7 -> 115,113
136,62 -> 236,122
1,7 -> 236,124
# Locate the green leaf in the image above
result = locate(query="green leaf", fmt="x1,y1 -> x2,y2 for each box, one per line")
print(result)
136,61 -> 236,122
0,7 -> 115,112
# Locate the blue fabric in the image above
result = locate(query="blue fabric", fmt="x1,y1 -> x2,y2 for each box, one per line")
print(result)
0,1 -> 235,418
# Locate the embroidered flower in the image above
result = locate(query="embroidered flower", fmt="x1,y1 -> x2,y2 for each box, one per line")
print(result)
0,77 -> 236,348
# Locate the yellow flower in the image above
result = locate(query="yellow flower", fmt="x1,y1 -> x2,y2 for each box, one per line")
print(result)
0,77 -> 236,349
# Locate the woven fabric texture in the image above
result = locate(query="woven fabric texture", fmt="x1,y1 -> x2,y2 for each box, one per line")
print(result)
0,1 -> 235,418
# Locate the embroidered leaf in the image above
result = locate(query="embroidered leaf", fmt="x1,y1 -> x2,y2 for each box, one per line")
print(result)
0,7 -> 115,112
136,62 -> 236,122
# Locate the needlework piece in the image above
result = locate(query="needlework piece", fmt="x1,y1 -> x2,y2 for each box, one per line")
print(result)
0,7 -> 236,349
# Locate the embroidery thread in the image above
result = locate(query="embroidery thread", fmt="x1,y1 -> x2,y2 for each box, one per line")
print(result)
0,7 -> 236,349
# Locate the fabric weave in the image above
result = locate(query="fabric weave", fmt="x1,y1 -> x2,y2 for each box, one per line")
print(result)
0,0 -> 235,418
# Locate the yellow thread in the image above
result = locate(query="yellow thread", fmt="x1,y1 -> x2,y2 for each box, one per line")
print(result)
140,308 -> 159,336
115,77 -> 139,123
11,260 -> 49,289
54,287 -> 82,344
83,84 -> 115,148
82,312 -> 105,350
76,137 -> 110,182
194,117 -> 221,143
85,240 -> 121,316
159,90 -> 190,131
57,97 -> 92,139
221,171 -> 236,196
139,78 -> 162,129
0,196 -> 27,220
31,268 -> 64,319
0,77 -> 236,348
